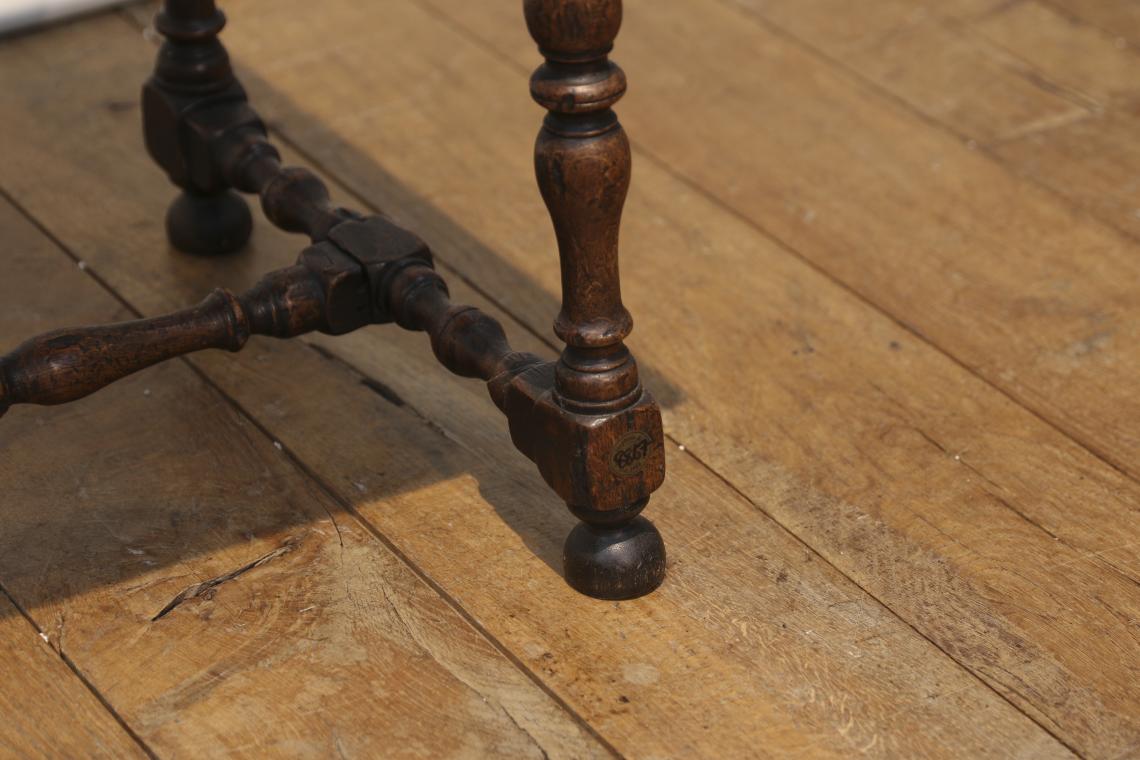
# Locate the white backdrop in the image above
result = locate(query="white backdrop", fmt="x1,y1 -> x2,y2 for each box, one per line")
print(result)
0,0 -> 133,35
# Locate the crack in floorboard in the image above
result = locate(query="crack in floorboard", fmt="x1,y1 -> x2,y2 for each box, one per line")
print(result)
150,536 -> 302,622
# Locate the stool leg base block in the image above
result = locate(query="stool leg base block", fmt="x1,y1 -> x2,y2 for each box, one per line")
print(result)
562,515 -> 666,600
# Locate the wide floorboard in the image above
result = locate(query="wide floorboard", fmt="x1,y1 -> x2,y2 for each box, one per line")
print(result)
0,1 -> 1136,756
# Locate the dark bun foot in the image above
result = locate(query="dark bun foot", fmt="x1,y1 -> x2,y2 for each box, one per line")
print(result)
563,514 -> 666,600
165,190 -> 252,257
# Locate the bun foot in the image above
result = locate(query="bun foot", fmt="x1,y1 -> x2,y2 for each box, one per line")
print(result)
563,514 -> 666,600
165,190 -> 252,257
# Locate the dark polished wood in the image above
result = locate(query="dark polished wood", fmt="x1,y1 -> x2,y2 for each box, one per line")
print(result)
0,223 -> 504,415
525,0 -> 667,599
0,0 -> 667,600
143,0 -> 256,255
0,274 -> 311,412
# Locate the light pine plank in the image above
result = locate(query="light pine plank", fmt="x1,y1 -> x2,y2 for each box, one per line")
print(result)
0,593 -> 146,759
0,10 -> 1078,759
0,200 -> 608,759
105,0 -> 1140,755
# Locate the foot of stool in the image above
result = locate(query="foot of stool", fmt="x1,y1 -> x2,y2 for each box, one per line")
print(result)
564,506 -> 666,601
165,190 -> 252,257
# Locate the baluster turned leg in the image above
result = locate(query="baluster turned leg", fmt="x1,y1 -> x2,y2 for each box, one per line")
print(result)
525,0 -> 667,598
143,0 -> 253,256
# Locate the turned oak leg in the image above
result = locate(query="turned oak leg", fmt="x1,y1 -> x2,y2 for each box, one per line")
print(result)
525,0 -> 667,599
143,0 -> 252,256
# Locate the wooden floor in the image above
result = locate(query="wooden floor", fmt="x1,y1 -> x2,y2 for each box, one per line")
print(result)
1,0 -> 1138,756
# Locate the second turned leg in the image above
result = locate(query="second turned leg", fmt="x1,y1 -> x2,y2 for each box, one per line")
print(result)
143,0 -> 253,256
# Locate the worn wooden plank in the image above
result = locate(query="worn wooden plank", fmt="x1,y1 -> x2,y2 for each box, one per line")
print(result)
0,200 -> 608,759
744,0 -> 1100,144
1045,0 -> 1140,45
91,1 -> 1140,755
419,0 -> 1083,146
972,1 -> 1140,111
992,106 -> 1140,241
421,0 -> 1140,478
705,0 -> 1140,238
973,2 -> 1140,243
194,307 -> 1080,760
978,0 -> 1140,244
0,10 -> 1079,759
844,19 -> 1090,144
0,593 -> 147,759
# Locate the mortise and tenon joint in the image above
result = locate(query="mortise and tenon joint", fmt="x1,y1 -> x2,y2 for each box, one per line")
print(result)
0,0 -> 666,600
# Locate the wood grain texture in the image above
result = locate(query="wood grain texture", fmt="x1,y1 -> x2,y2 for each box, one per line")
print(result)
972,1 -> 1140,111
0,200 -> 607,759
688,0 -> 1140,244
713,0 -> 1099,143
705,0 -> 1140,243
0,592 -> 146,759
670,0 -> 1140,441
0,9 -> 1078,759
108,1 -> 1140,755
1046,0 -> 1140,44
420,0 -> 1140,477
992,106 -> 1140,242
189,307 -> 1077,760
976,3 -> 1140,245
